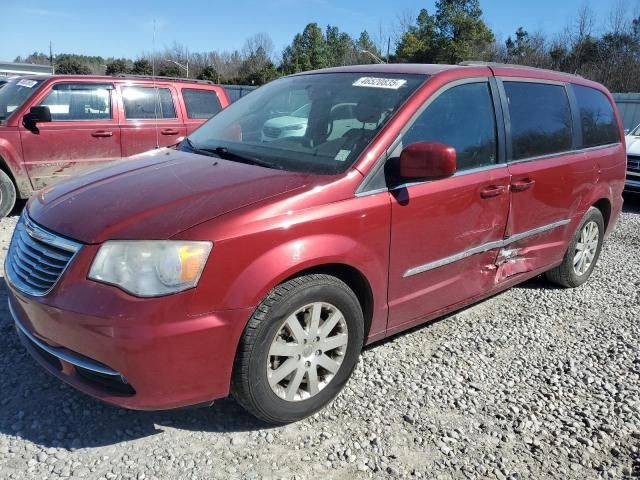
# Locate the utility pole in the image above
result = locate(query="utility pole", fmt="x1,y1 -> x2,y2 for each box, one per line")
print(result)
49,41 -> 55,74
386,37 -> 391,64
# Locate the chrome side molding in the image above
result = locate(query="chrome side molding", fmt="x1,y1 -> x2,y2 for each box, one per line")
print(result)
403,219 -> 571,278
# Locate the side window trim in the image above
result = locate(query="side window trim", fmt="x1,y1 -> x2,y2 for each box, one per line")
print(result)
497,76 -> 574,164
38,82 -> 115,122
565,83 -> 583,150
356,76 -> 502,196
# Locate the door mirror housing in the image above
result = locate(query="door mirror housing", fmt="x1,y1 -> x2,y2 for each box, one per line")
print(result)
23,106 -> 52,132
399,142 -> 457,180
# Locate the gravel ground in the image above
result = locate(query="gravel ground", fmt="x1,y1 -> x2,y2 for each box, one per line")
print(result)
0,197 -> 638,480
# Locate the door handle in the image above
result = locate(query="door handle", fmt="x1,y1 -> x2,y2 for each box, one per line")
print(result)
480,185 -> 507,198
511,178 -> 536,192
161,129 -> 179,136
91,130 -> 113,138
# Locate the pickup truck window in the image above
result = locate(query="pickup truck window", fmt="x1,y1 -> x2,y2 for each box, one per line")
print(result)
0,78 -> 45,120
122,86 -> 177,120
182,89 -> 222,119
39,83 -> 112,121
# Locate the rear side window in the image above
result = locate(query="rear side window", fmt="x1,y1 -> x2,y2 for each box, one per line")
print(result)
573,85 -> 620,147
402,82 -> 497,171
182,88 -> 222,119
504,82 -> 572,160
122,86 -> 177,119
39,83 -> 112,121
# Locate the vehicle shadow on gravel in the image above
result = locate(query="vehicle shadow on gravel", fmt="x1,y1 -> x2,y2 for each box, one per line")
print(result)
0,276 -> 274,450
622,193 -> 640,214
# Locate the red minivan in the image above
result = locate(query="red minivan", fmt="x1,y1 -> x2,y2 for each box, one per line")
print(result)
5,64 -> 626,424
0,75 -> 230,216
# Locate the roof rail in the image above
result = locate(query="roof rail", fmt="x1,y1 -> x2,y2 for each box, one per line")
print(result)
112,74 -> 216,85
458,61 -> 582,77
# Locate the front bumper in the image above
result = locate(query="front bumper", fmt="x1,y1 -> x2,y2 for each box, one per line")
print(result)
8,285 -> 252,410
624,177 -> 640,194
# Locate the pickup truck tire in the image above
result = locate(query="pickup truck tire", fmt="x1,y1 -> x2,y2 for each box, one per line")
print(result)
545,207 -> 604,288
0,170 -> 16,219
232,274 -> 364,425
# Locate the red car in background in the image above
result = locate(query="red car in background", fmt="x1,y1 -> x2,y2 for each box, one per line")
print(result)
0,75 -> 230,216
5,63 -> 626,424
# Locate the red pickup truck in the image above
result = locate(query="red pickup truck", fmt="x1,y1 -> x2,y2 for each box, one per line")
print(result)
0,75 -> 230,217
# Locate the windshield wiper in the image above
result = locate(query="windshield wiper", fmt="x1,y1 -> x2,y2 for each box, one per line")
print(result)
182,139 -> 278,169
208,146 -> 278,169
181,137 -> 218,157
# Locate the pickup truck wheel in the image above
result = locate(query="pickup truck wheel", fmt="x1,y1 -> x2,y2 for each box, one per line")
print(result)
232,274 -> 364,425
545,207 -> 604,288
0,170 -> 16,218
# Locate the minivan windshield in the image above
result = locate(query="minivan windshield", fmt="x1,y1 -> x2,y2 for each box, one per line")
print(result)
184,73 -> 426,174
0,78 -> 45,121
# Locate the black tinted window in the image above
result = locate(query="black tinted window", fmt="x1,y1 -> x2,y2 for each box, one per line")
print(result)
504,82 -> 572,160
183,89 -> 222,119
122,86 -> 177,119
573,85 -> 620,147
403,82 -> 497,171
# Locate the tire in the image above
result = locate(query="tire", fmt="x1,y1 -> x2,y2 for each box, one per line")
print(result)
0,169 -> 16,219
545,207 -> 604,288
232,274 -> 364,425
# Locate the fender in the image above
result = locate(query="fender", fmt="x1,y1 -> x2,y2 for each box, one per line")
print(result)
185,191 -> 393,339
0,134 -> 32,198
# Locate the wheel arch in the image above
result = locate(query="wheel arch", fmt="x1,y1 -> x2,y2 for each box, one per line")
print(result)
592,197 -> 612,230
0,141 -> 31,199
278,263 -> 375,340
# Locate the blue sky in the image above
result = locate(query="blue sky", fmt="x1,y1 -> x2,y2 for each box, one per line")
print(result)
0,0 -> 629,62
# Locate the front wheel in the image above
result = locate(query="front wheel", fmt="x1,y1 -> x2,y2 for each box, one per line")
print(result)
545,207 -> 604,288
232,274 -> 364,424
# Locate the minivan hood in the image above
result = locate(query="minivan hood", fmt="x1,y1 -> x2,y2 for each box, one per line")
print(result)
27,149 -> 312,244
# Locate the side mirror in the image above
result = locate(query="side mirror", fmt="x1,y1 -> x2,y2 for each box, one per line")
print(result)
23,106 -> 52,132
399,141 -> 457,180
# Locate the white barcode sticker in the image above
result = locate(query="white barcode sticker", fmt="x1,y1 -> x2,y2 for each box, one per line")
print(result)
17,79 -> 38,88
353,77 -> 407,90
335,149 -> 351,161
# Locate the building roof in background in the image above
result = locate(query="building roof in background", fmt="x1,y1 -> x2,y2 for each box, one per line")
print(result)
0,61 -> 53,77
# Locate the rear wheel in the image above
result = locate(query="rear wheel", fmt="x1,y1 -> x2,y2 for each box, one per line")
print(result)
0,169 -> 16,219
232,274 -> 364,424
545,207 -> 604,288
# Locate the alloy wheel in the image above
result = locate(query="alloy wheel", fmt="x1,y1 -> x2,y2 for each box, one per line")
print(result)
573,220 -> 599,276
267,302 -> 348,402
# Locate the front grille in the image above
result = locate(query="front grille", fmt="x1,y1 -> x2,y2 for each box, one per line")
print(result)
5,214 -> 81,296
263,126 -> 282,138
628,155 -> 640,174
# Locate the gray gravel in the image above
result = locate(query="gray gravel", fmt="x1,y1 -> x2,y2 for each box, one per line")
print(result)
0,197 -> 639,480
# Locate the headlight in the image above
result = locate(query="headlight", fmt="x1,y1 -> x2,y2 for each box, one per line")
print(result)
88,241 -> 212,297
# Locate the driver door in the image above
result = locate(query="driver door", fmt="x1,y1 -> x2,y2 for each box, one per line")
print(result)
386,79 -> 511,333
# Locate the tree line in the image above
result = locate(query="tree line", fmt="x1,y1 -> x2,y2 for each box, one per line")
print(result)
13,0 -> 640,92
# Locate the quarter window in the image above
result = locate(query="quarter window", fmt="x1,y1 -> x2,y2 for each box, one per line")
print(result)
122,86 -> 177,119
573,85 -> 620,147
402,82 -> 497,171
504,82 -> 572,160
39,83 -> 112,121
182,89 -> 222,119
